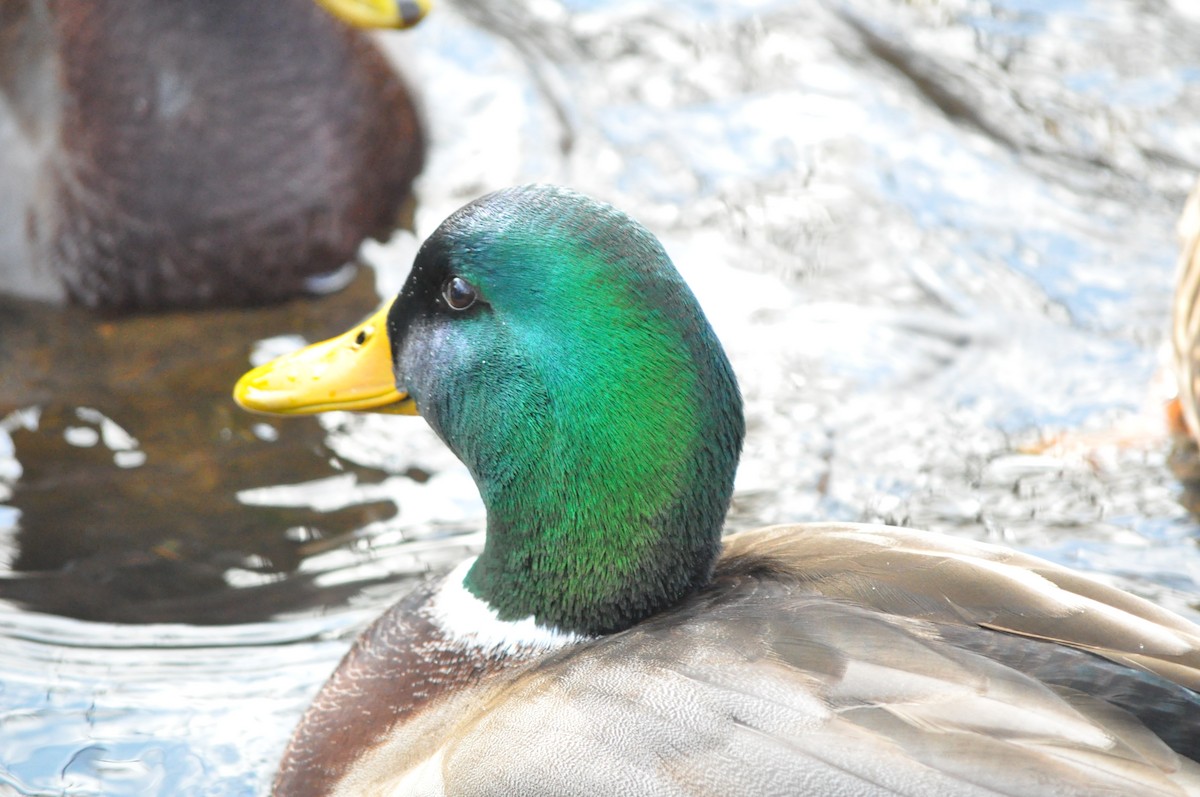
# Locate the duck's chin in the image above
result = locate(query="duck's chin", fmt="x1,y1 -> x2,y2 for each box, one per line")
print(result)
422,557 -> 591,655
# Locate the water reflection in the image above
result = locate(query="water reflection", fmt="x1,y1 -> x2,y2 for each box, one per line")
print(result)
0,271 -> 408,624
2,0 -> 1200,794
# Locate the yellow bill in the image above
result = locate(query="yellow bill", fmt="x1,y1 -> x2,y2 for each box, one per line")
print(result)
314,0 -> 430,29
234,302 -> 418,416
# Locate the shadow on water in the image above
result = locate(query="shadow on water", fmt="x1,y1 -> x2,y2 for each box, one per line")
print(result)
0,268 -> 409,624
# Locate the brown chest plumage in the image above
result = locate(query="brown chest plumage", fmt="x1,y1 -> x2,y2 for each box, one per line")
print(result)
273,582 -> 523,797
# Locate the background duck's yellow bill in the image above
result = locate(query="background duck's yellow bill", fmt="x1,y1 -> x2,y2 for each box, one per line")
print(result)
314,0 -> 430,29
233,304 -> 418,416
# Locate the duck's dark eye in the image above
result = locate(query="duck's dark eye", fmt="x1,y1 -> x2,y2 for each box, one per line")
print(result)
442,276 -> 478,311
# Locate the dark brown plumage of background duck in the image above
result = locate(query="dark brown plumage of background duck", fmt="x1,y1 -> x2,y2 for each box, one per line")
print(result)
0,0 -> 424,311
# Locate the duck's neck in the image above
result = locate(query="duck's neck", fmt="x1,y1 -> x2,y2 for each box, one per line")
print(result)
451,263 -> 743,637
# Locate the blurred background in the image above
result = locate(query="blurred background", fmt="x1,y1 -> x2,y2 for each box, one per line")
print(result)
2,0 -> 1200,793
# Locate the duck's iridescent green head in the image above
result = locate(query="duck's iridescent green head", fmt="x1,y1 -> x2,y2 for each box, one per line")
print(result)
238,185 -> 744,635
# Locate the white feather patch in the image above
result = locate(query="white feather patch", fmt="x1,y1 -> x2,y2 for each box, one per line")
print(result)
424,557 -> 589,654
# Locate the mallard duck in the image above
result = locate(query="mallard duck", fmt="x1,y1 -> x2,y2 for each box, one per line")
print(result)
236,185 -> 1200,796
0,0 -> 424,311
1171,180 -> 1200,484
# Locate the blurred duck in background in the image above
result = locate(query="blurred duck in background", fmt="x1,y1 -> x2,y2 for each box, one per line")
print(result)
1169,180 -> 1200,497
0,0 -> 425,312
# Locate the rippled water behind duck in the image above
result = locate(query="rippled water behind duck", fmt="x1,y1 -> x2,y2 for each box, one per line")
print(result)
2,0 -> 1200,794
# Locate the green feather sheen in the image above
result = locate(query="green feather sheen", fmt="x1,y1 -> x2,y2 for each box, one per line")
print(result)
411,187 -> 743,636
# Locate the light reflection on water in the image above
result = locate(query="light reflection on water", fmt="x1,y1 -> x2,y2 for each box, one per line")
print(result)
0,613 -> 358,795
2,0 -> 1200,794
